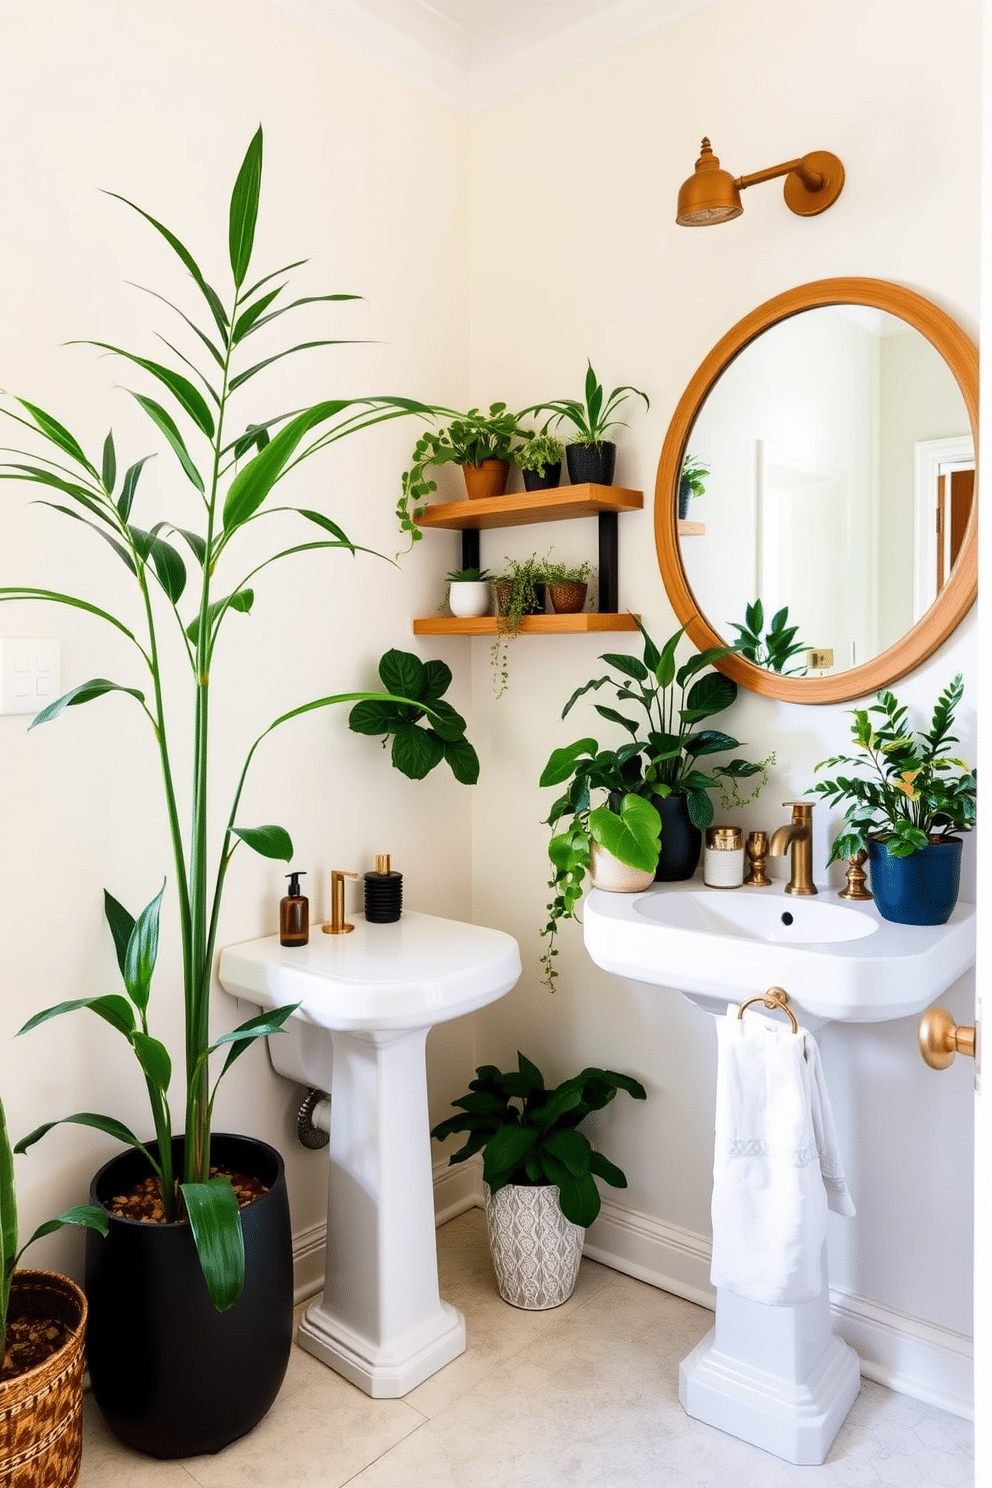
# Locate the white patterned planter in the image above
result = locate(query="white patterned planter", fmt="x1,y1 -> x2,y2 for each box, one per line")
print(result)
484,1183 -> 584,1309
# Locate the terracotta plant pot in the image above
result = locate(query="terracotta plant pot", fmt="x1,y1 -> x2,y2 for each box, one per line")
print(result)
548,581 -> 588,614
494,581 -> 546,618
484,1184 -> 584,1310
461,459 -> 509,501
0,1270 -> 87,1488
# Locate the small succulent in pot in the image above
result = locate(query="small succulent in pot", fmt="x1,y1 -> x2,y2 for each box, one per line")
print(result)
444,565 -> 492,618
810,675 -> 976,865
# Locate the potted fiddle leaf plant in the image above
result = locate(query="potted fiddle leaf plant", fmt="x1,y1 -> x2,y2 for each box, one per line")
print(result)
1,1094 -> 107,1487
1,128 -> 438,1459
399,403 -> 532,531
430,1054 -> 646,1309
526,360 -> 649,486
810,675 -> 976,924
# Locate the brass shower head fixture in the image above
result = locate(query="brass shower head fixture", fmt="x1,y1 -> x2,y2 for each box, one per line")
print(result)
676,137 -> 845,226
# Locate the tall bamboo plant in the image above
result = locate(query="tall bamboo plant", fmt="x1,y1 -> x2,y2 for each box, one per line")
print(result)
0,129 -> 443,1309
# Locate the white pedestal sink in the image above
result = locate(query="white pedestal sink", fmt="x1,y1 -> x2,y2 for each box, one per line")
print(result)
219,911 -> 520,1398
583,879 -> 976,1464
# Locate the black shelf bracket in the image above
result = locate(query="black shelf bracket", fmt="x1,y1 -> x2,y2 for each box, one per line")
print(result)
460,529 -> 481,572
598,510 -> 619,613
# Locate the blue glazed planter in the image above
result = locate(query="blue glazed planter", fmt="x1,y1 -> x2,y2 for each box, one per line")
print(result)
867,837 -> 963,925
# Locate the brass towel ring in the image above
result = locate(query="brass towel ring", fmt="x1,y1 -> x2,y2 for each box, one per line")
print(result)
737,986 -> 799,1034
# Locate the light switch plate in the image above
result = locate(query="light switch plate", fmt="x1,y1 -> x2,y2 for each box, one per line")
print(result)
0,638 -> 61,716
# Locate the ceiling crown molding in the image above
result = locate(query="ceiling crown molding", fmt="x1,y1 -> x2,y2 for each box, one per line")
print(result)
271,0 -> 718,112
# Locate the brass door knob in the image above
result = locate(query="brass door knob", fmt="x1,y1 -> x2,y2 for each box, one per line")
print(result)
918,1006 -> 976,1070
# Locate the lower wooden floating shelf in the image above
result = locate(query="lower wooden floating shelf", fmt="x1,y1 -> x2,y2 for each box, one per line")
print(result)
413,613 -> 639,636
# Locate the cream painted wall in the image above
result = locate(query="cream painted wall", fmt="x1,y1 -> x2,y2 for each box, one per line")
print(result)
0,0 -> 980,1415
465,0 -> 979,1363
0,0 -> 473,1267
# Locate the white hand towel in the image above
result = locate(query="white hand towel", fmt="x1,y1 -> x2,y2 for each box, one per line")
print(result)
710,1005 -> 855,1307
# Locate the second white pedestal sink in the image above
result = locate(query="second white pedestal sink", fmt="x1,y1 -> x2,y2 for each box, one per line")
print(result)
582,878 -> 976,1464
219,911 -> 520,1398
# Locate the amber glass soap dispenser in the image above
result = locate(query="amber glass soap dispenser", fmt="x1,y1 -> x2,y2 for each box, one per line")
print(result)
280,870 -> 309,946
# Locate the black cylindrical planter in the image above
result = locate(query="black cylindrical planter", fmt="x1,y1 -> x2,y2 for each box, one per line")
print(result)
652,793 -> 703,881
565,441 -> 616,486
85,1134 -> 294,1459
678,477 -> 692,520
522,462 -> 562,492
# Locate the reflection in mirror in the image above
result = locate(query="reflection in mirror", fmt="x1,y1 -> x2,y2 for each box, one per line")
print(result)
655,278 -> 978,705
680,306 -> 974,677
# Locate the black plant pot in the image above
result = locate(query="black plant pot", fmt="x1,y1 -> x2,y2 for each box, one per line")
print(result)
678,476 -> 692,520
652,793 -> 702,881
565,441 -> 616,486
85,1133 -> 294,1459
522,462 -> 562,492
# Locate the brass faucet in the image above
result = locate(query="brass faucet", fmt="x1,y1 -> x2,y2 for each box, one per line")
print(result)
767,802 -> 818,896
322,870 -> 358,934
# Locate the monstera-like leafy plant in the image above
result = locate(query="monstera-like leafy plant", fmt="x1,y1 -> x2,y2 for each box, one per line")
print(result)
0,129 -> 434,1309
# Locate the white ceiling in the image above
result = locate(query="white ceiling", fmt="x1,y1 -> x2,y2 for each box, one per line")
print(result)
272,0 -> 719,112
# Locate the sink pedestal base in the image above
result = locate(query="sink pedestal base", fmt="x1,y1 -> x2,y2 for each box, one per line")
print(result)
298,1025 -> 466,1398
679,1253 -> 860,1465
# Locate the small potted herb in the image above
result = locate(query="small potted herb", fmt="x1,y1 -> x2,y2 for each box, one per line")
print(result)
513,432 -> 564,491
678,453 -> 709,518
491,553 -> 548,697
810,675 -> 976,924
430,1053 -> 646,1308
445,565 -> 492,619
526,361 -> 649,486
542,558 -> 594,615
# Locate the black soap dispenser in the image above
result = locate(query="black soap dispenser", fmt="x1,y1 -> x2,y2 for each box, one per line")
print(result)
280,870 -> 309,946
364,854 -> 403,923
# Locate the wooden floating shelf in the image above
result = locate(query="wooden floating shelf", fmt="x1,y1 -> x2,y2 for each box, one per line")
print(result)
413,484 -> 643,532
678,519 -> 705,536
413,613 -> 640,636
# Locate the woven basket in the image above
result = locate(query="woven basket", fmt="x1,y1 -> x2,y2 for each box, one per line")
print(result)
0,1270 -> 87,1487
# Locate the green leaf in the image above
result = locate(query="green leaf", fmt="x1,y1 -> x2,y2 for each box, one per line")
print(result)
28,678 -> 145,731
211,1004 -> 298,1081
231,824 -> 293,860
683,671 -> 736,721
442,736 -> 480,785
232,285 -> 284,343
229,127 -> 263,289
130,393 -> 205,492
223,399 -> 352,531
1,1097 -> 18,1287
425,698 -> 467,743
18,1206 -> 109,1267
101,430 -> 117,492
18,994 -> 135,1039
105,191 -> 230,337
589,794 -> 661,873
228,341 -> 354,393
124,884 -> 164,1012
81,343 -> 215,437
13,1111 -> 146,1157
186,588 -> 254,642
391,723 -> 443,779
117,455 -> 153,521
599,651 -> 648,682
181,1180 -> 245,1311
242,293 -> 362,338
347,698 -> 402,736
482,1124 -> 538,1187
132,1032 -> 172,1092
16,399 -> 98,477
589,1149 -> 628,1188
540,738 -> 597,789
543,1127 -> 592,1178
379,648 -> 425,699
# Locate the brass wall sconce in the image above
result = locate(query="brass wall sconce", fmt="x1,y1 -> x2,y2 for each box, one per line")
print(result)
676,137 -> 845,226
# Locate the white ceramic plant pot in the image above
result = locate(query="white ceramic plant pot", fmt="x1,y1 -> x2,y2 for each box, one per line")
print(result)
589,841 -> 656,893
448,581 -> 491,618
484,1183 -> 584,1310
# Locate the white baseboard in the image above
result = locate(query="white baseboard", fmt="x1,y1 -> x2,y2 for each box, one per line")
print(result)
292,1171 -> 973,1420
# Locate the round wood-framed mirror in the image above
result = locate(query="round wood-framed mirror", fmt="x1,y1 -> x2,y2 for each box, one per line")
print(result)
655,278 -> 978,703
